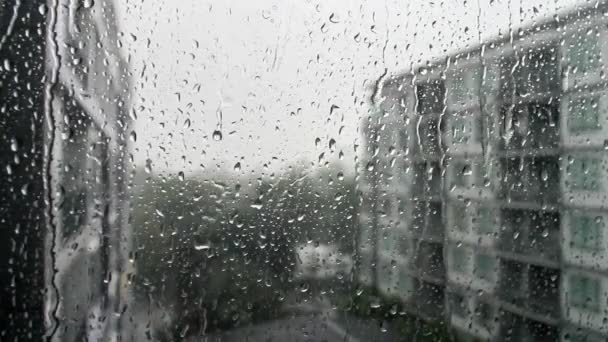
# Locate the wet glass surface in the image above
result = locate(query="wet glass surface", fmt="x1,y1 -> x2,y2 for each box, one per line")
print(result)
2,1 -> 608,341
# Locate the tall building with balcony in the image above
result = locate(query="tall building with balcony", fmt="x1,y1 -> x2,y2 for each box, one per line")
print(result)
0,1 -> 132,341
357,2 -> 608,341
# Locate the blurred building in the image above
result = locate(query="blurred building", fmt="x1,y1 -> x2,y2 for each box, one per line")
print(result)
0,1 -> 131,341
358,3 -> 608,341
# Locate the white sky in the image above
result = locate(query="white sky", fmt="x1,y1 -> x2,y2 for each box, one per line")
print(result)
115,0 -> 587,179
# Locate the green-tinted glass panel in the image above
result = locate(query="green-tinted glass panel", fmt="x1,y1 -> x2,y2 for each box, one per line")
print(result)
452,116 -> 469,144
568,97 -> 600,133
476,207 -> 494,234
453,162 -> 470,187
569,157 -> 601,191
571,214 -> 603,251
398,270 -> 414,295
568,33 -> 600,73
452,247 -> 467,273
453,203 -> 468,232
569,274 -> 600,312
474,254 -> 495,281
475,160 -> 490,188
451,73 -> 467,103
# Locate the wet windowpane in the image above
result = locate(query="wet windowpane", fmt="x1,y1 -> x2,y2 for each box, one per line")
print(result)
567,32 -> 601,73
568,96 -> 601,132
5,1 -> 608,341
568,157 -> 602,191
570,213 -> 603,251
569,274 -> 601,312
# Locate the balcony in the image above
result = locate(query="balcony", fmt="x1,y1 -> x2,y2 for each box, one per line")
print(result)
413,281 -> 445,320
500,45 -> 560,99
413,241 -> 445,280
498,260 -> 560,323
413,116 -> 444,158
527,265 -> 560,317
498,156 -> 560,204
498,102 -> 559,152
497,312 -> 559,342
416,80 -> 446,115
410,201 -> 444,241
498,209 -> 560,263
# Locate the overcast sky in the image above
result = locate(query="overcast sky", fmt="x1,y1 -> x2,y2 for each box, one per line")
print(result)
115,0 -> 586,179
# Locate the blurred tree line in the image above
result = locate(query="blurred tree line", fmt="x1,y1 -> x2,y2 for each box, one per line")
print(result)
129,165 -> 357,340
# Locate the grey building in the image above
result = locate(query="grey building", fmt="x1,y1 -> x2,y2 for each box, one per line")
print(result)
357,2 -> 608,341
0,1 -> 132,341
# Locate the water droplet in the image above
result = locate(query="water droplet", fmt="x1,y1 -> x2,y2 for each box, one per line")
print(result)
194,243 -> 210,251
145,159 -> 153,174
83,0 -> 94,8
251,200 -> 263,210
38,4 -> 47,15
330,104 -> 340,115
129,131 -> 137,142
541,169 -> 548,181
370,301 -> 381,309
178,171 -> 185,181
234,162 -> 241,172
212,130 -> 223,141
329,138 -> 336,151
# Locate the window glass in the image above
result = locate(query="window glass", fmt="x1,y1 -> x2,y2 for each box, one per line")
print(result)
452,115 -> 470,144
475,207 -> 494,234
452,161 -> 471,187
6,1 -> 608,341
569,275 -> 600,312
451,246 -> 468,273
474,254 -> 495,281
474,301 -> 493,327
452,202 -> 469,232
571,213 -> 603,251
449,292 -> 468,318
568,96 -> 600,133
567,32 -> 600,73
568,157 -> 602,191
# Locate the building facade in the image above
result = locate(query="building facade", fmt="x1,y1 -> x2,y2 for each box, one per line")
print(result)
0,1 -> 132,341
358,3 -> 608,341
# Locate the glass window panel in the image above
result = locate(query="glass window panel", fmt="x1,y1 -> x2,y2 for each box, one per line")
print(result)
568,96 -> 600,133
474,253 -> 495,281
569,275 -> 601,312
567,33 -> 600,73
452,247 -> 468,273
475,207 -> 494,234
569,157 -> 602,191
571,213 -> 603,251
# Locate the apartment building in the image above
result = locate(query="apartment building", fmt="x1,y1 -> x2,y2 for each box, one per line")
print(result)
0,1 -> 132,340
357,3 -> 608,341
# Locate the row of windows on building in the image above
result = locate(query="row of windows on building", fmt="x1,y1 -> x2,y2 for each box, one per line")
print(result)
449,245 -> 601,314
